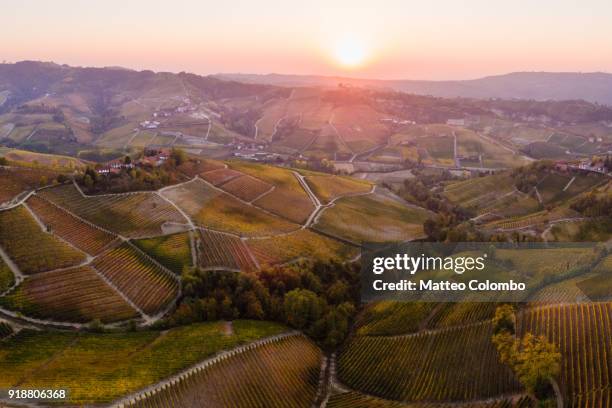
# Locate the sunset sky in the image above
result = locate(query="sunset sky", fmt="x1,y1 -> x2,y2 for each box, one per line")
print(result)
2,0 -> 611,80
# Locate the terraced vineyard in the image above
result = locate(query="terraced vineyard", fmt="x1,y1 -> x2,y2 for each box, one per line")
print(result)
355,302 -> 438,336
133,232 -> 192,275
1,321 -> 287,404
427,303 -> 497,330
229,161 -> 315,224
576,255 -> 612,301
197,229 -> 256,271
448,174 -> 544,219
200,168 -> 243,186
38,184 -> 186,237
327,392 -> 535,408
125,334 -> 321,408
92,243 -> 179,315
193,193 -> 299,237
315,193 -> 428,243
220,174 -> 273,202
176,159 -> 225,177
0,266 -> 139,323
519,303 -> 612,406
254,187 -> 315,224
27,195 -> 117,255
0,206 -> 86,274
0,166 -> 58,204
247,229 -> 358,266
338,322 -> 521,402
485,207 -> 579,230
160,178 -> 220,217
304,174 -> 372,204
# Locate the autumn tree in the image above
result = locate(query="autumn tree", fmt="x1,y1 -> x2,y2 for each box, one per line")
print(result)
493,305 -> 561,401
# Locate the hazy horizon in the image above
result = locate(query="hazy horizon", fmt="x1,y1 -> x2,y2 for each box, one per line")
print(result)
2,0 -> 612,80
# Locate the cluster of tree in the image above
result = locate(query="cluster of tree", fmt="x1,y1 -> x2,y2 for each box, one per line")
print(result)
77,149 -> 188,194
0,156 -> 7,166
389,169 -> 485,241
476,98 -> 612,125
292,157 -> 334,174
573,218 -> 612,241
604,155 -> 612,170
16,103 -> 63,118
163,261 -> 360,350
218,106 -> 261,137
492,305 -> 561,403
571,192 -> 612,217
78,165 -> 174,194
271,116 -> 301,142
396,166 -> 546,242
393,169 -> 464,215
512,161 -> 554,194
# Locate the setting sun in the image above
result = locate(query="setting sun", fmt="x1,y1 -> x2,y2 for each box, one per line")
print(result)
333,37 -> 368,68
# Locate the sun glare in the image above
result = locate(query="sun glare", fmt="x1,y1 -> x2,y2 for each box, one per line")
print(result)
333,37 -> 368,68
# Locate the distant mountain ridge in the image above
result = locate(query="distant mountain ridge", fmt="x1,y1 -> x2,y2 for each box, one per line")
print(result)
215,72 -> 612,106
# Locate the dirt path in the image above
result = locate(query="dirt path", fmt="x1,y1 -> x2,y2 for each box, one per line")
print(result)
313,354 -> 332,408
